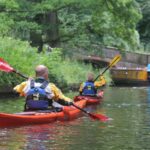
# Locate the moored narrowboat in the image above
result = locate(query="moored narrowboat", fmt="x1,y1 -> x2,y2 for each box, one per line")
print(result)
110,67 -> 150,86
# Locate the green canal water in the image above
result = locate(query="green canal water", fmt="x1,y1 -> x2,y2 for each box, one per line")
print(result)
0,87 -> 150,150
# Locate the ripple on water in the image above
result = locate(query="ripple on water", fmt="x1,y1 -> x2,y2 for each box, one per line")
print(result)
1,87 -> 150,150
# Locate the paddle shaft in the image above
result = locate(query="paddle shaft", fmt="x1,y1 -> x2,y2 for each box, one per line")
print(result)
72,103 -> 90,115
94,55 -> 121,82
72,103 -> 109,122
12,70 -> 28,79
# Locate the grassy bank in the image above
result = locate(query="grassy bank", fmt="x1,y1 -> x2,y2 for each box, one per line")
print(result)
0,37 -> 111,90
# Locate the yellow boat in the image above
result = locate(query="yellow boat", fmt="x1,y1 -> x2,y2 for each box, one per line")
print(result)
110,67 -> 149,86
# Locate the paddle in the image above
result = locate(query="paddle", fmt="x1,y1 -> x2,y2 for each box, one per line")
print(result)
94,55 -> 121,81
72,103 -> 110,122
0,58 -> 28,79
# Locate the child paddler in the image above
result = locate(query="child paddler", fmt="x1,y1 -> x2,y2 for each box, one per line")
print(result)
79,72 -> 106,97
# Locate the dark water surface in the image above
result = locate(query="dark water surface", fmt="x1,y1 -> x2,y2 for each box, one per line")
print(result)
0,87 -> 150,150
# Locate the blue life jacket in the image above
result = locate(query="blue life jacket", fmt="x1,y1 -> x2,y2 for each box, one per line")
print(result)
25,80 -> 50,110
82,81 -> 97,96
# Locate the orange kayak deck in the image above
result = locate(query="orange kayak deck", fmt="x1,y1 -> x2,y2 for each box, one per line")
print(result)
0,100 -> 86,128
74,96 -> 103,105
74,91 -> 104,105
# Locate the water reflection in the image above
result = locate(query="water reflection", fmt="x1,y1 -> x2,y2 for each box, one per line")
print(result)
147,87 -> 150,107
0,119 -> 86,150
136,87 -> 150,150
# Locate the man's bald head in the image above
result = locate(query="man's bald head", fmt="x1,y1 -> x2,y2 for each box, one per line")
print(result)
35,65 -> 49,79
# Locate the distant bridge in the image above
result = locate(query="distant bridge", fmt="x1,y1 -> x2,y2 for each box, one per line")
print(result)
77,47 -> 150,68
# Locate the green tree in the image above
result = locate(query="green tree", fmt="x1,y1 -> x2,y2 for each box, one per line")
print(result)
0,0 -> 142,52
91,0 -> 142,51
59,0 -> 142,52
137,0 -> 150,52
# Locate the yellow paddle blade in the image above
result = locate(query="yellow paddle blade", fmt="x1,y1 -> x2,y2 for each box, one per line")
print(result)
109,55 -> 121,67
94,54 -> 121,81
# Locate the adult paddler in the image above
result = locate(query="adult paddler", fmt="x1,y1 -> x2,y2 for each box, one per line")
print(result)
14,65 -> 73,111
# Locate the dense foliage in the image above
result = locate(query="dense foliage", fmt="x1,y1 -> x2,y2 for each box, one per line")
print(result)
0,37 -> 100,88
0,0 -> 142,52
0,0 -> 148,88
136,0 -> 150,52
60,0 -> 142,53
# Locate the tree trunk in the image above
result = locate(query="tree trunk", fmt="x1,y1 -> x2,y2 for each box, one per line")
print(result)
30,11 -> 59,52
44,11 -> 59,47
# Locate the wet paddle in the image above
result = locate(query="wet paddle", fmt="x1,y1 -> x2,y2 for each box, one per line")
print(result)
0,58 -> 28,79
94,55 -> 121,81
72,103 -> 110,122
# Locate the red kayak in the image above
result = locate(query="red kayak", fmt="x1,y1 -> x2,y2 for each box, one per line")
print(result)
74,90 -> 104,105
0,100 -> 86,128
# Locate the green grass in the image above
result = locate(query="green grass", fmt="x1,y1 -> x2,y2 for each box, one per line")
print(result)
0,36 -> 111,89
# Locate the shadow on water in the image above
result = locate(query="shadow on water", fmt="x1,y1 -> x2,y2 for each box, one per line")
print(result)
1,87 -> 150,150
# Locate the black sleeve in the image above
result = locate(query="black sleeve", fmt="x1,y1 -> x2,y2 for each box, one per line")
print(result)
57,99 -> 72,106
79,91 -> 82,95
13,90 -> 20,96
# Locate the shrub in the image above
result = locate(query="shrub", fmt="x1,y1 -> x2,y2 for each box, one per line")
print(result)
0,37 -> 107,89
